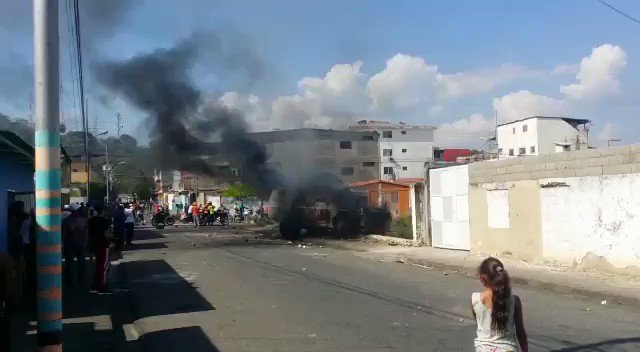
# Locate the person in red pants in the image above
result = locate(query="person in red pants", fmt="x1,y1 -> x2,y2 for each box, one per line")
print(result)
88,204 -> 112,294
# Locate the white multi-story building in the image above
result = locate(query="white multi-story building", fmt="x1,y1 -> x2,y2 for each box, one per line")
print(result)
348,120 -> 436,180
496,116 -> 590,158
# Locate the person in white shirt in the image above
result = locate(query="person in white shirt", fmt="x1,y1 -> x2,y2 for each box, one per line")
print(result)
124,203 -> 136,246
471,257 -> 528,352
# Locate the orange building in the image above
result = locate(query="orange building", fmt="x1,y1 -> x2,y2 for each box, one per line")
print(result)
350,178 -> 422,219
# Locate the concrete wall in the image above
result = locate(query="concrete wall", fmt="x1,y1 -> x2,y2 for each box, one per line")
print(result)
468,144 -> 640,268
539,174 -> 640,269
469,180 -> 542,261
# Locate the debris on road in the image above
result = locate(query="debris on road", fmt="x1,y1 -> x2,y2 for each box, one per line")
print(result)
601,300 -> 607,305
395,259 -> 405,264
190,243 -> 196,247
586,308 -> 592,312
302,267 -> 308,271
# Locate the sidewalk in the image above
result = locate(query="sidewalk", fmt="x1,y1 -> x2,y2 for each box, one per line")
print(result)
10,258 -> 134,352
304,236 -> 640,306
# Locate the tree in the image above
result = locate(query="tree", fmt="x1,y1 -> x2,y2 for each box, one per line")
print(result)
222,183 -> 255,199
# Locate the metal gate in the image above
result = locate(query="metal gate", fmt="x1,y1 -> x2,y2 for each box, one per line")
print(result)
429,165 -> 470,250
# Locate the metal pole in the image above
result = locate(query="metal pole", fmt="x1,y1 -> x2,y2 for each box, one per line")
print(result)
84,97 -> 90,202
34,0 -> 63,351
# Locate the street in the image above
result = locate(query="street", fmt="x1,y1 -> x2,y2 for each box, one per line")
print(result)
115,225 -> 640,352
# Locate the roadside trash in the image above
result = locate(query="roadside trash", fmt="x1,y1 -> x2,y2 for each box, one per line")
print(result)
378,259 -> 385,262
459,318 -> 464,322
601,300 -> 607,305
302,245 -> 307,249
308,333 -> 317,338
395,259 -> 405,264
319,245 -> 324,248
443,272 -> 449,276
302,267 -> 308,271
287,241 -> 293,244
297,244 -> 303,248
586,308 -> 592,311
190,243 -> 196,247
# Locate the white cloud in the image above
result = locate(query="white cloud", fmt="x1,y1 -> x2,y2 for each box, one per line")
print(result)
552,63 -> 579,75
367,54 -> 439,113
595,122 -> 621,147
218,92 -> 269,131
560,44 -> 627,100
434,113 -> 496,148
270,61 -> 369,129
493,90 -> 570,123
438,64 -> 542,98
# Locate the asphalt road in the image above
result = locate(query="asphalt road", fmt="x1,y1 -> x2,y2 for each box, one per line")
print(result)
117,225 -> 640,352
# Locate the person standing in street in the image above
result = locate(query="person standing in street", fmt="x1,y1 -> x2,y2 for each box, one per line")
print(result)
63,205 -> 89,287
472,257 -> 528,352
89,204 -> 112,294
113,204 -> 125,251
124,203 -> 136,246
191,202 -> 199,227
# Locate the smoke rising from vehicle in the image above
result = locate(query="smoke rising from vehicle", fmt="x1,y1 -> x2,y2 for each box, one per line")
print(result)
93,32 -> 279,197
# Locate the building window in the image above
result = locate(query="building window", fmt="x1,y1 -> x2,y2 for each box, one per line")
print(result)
530,146 -> 535,154
339,141 -> 352,149
362,161 -> 375,167
402,166 -> 408,171
498,148 -> 503,155
401,131 -> 407,135
518,147 -> 526,155
383,166 -> 394,175
522,125 -> 528,132
383,131 -> 393,138
383,149 -> 393,156
341,167 -> 354,176
508,149 -> 514,156
512,127 -> 515,134
402,148 -> 407,153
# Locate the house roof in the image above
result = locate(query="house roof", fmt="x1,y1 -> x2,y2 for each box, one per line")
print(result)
395,178 -> 424,185
0,130 -> 34,164
350,179 -> 422,188
496,116 -> 591,128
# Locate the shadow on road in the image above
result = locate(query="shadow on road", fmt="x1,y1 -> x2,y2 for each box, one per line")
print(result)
140,326 -> 221,352
118,259 -> 215,319
549,337 -> 640,351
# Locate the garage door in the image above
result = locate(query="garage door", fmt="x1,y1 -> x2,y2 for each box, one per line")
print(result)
429,165 -> 470,250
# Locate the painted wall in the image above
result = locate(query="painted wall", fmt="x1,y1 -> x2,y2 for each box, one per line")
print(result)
539,174 -> 640,269
469,180 -> 543,261
0,156 -> 35,252
497,118 -> 540,157
379,129 -> 434,179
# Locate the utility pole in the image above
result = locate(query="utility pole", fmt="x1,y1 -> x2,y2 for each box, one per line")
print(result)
607,138 -> 621,147
116,112 -> 122,138
84,97 -> 90,202
34,0 -> 63,351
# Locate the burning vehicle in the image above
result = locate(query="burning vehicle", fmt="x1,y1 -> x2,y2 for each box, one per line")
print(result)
272,174 -> 390,240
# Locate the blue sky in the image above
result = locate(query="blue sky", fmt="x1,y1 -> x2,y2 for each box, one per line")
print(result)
1,0 -> 639,147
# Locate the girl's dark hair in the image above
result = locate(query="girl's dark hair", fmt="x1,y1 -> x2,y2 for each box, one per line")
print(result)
478,257 -> 511,332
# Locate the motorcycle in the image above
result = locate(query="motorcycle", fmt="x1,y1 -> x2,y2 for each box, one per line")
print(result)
151,210 -> 175,229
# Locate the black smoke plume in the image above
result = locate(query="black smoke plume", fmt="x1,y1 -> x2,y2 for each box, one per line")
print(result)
94,33 -> 280,197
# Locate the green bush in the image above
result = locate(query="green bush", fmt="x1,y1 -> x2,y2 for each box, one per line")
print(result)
390,216 -> 413,239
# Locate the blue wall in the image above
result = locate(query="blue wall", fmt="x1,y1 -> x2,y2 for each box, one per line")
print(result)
0,156 -> 35,252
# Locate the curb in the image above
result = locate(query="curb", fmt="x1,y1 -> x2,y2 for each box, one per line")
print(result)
306,238 -> 640,307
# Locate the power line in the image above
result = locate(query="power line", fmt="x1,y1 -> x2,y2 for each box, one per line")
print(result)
598,0 -> 640,25
72,0 -> 90,198
64,0 -> 80,131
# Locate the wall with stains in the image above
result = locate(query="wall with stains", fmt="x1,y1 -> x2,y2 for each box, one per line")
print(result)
539,174 -> 640,269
